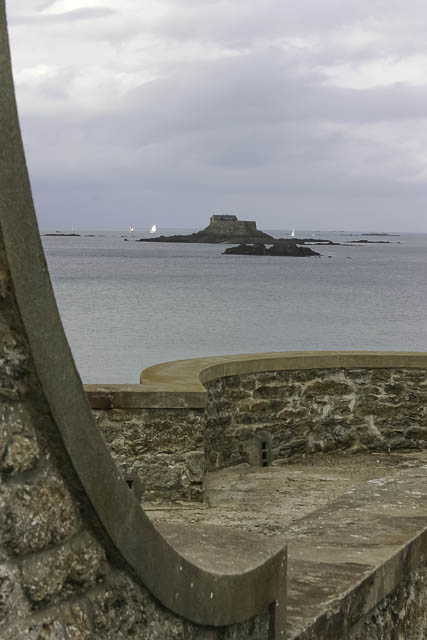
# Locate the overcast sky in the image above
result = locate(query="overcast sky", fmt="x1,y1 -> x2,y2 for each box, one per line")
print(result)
7,1 -> 427,232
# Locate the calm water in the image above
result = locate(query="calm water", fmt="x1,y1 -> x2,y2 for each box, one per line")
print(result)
42,229 -> 427,383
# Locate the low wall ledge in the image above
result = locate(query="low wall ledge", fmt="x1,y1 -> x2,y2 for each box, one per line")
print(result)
84,384 -> 207,409
86,351 -> 427,409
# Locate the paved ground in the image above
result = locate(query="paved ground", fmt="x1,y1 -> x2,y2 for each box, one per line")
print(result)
145,451 -> 427,638
144,451 -> 427,536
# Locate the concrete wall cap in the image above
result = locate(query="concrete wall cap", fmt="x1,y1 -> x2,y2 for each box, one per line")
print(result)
86,351 -> 427,409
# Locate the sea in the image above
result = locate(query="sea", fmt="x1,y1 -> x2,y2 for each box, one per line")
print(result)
41,228 -> 427,384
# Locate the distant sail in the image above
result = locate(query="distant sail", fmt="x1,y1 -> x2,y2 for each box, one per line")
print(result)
291,228 -> 295,237
150,224 -> 157,233
129,225 -> 135,233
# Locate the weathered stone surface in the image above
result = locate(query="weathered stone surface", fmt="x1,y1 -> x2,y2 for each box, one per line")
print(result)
136,462 -> 183,494
0,562 -> 30,624
1,617 -> 68,640
205,368 -> 427,471
348,562 -> 427,639
21,531 -> 108,604
0,403 -> 39,474
22,618 -> 66,640
94,408 -> 205,500
125,453 -> 204,501
186,450 -> 204,483
0,325 -> 29,400
90,571 -> 271,640
303,379 -> 352,397
95,407 -> 204,455
62,602 -> 94,640
0,467 -> 81,555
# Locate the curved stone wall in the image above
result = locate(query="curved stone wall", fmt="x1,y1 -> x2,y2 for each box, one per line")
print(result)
88,352 -> 427,638
204,366 -> 427,471
89,352 -> 427,496
0,2 -> 286,637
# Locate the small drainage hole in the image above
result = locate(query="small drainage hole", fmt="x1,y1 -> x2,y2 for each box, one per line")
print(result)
261,441 -> 269,467
126,479 -> 134,490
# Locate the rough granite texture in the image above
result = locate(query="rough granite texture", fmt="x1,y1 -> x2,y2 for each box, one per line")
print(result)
0,236 -> 269,638
94,407 -> 205,501
93,368 -> 427,500
347,562 -> 427,640
204,369 -> 427,470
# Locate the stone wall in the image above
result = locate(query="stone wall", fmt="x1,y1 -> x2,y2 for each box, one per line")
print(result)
91,366 -> 427,500
205,368 -> 427,471
0,235 -> 272,638
88,360 -> 427,639
94,407 -> 205,501
347,561 -> 427,640
1,7 -> 286,635
204,218 -> 258,236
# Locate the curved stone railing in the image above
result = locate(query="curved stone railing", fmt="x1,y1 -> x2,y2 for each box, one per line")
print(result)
87,351 -> 427,501
87,352 -> 427,637
145,353 -> 427,470
140,350 -> 427,390
0,4 -> 286,638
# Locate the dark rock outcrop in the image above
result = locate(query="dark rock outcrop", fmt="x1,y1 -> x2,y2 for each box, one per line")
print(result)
224,243 -> 268,255
349,239 -> 393,244
223,241 -> 320,257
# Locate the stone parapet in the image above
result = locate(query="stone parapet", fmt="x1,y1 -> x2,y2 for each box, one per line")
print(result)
204,366 -> 427,470
89,351 -> 427,638
87,352 -> 427,498
94,406 -> 205,501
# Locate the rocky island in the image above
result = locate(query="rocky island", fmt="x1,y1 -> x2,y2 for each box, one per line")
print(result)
224,240 -> 321,257
136,214 -> 275,244
43,232 -> 81,237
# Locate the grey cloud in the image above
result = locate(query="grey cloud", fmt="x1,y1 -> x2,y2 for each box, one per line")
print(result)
10,0 -> 427,231
119,53 -> 427,143
10,7 -> 115,25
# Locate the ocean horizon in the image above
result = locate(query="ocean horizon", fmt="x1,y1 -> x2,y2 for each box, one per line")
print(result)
42,228 -> 427,384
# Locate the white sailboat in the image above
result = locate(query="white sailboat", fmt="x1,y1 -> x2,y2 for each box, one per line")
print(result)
129,225 -> 135,233
149,224 -> 157,233
291,228 -> 295,237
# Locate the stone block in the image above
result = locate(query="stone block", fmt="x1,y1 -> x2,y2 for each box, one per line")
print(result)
278,438 -> 306,457
0,330 -> 29,401
253,385 -> 283,400
90,572 -> 191,639
0,562 -> 30,624
0,401 -> 40,475
2,618 -> 67,640
3,434 -> 39,475
21,530 -> 108,605
136,463 -> 183,494
62,602 -> 94,640
406,426 -> 427,439
229,388 -> 252,401
384,383 -> 406,395
0,467 -> 81,555
303,380 -> 352,398
185,451 -> 204,483
89,571 -> 271,639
